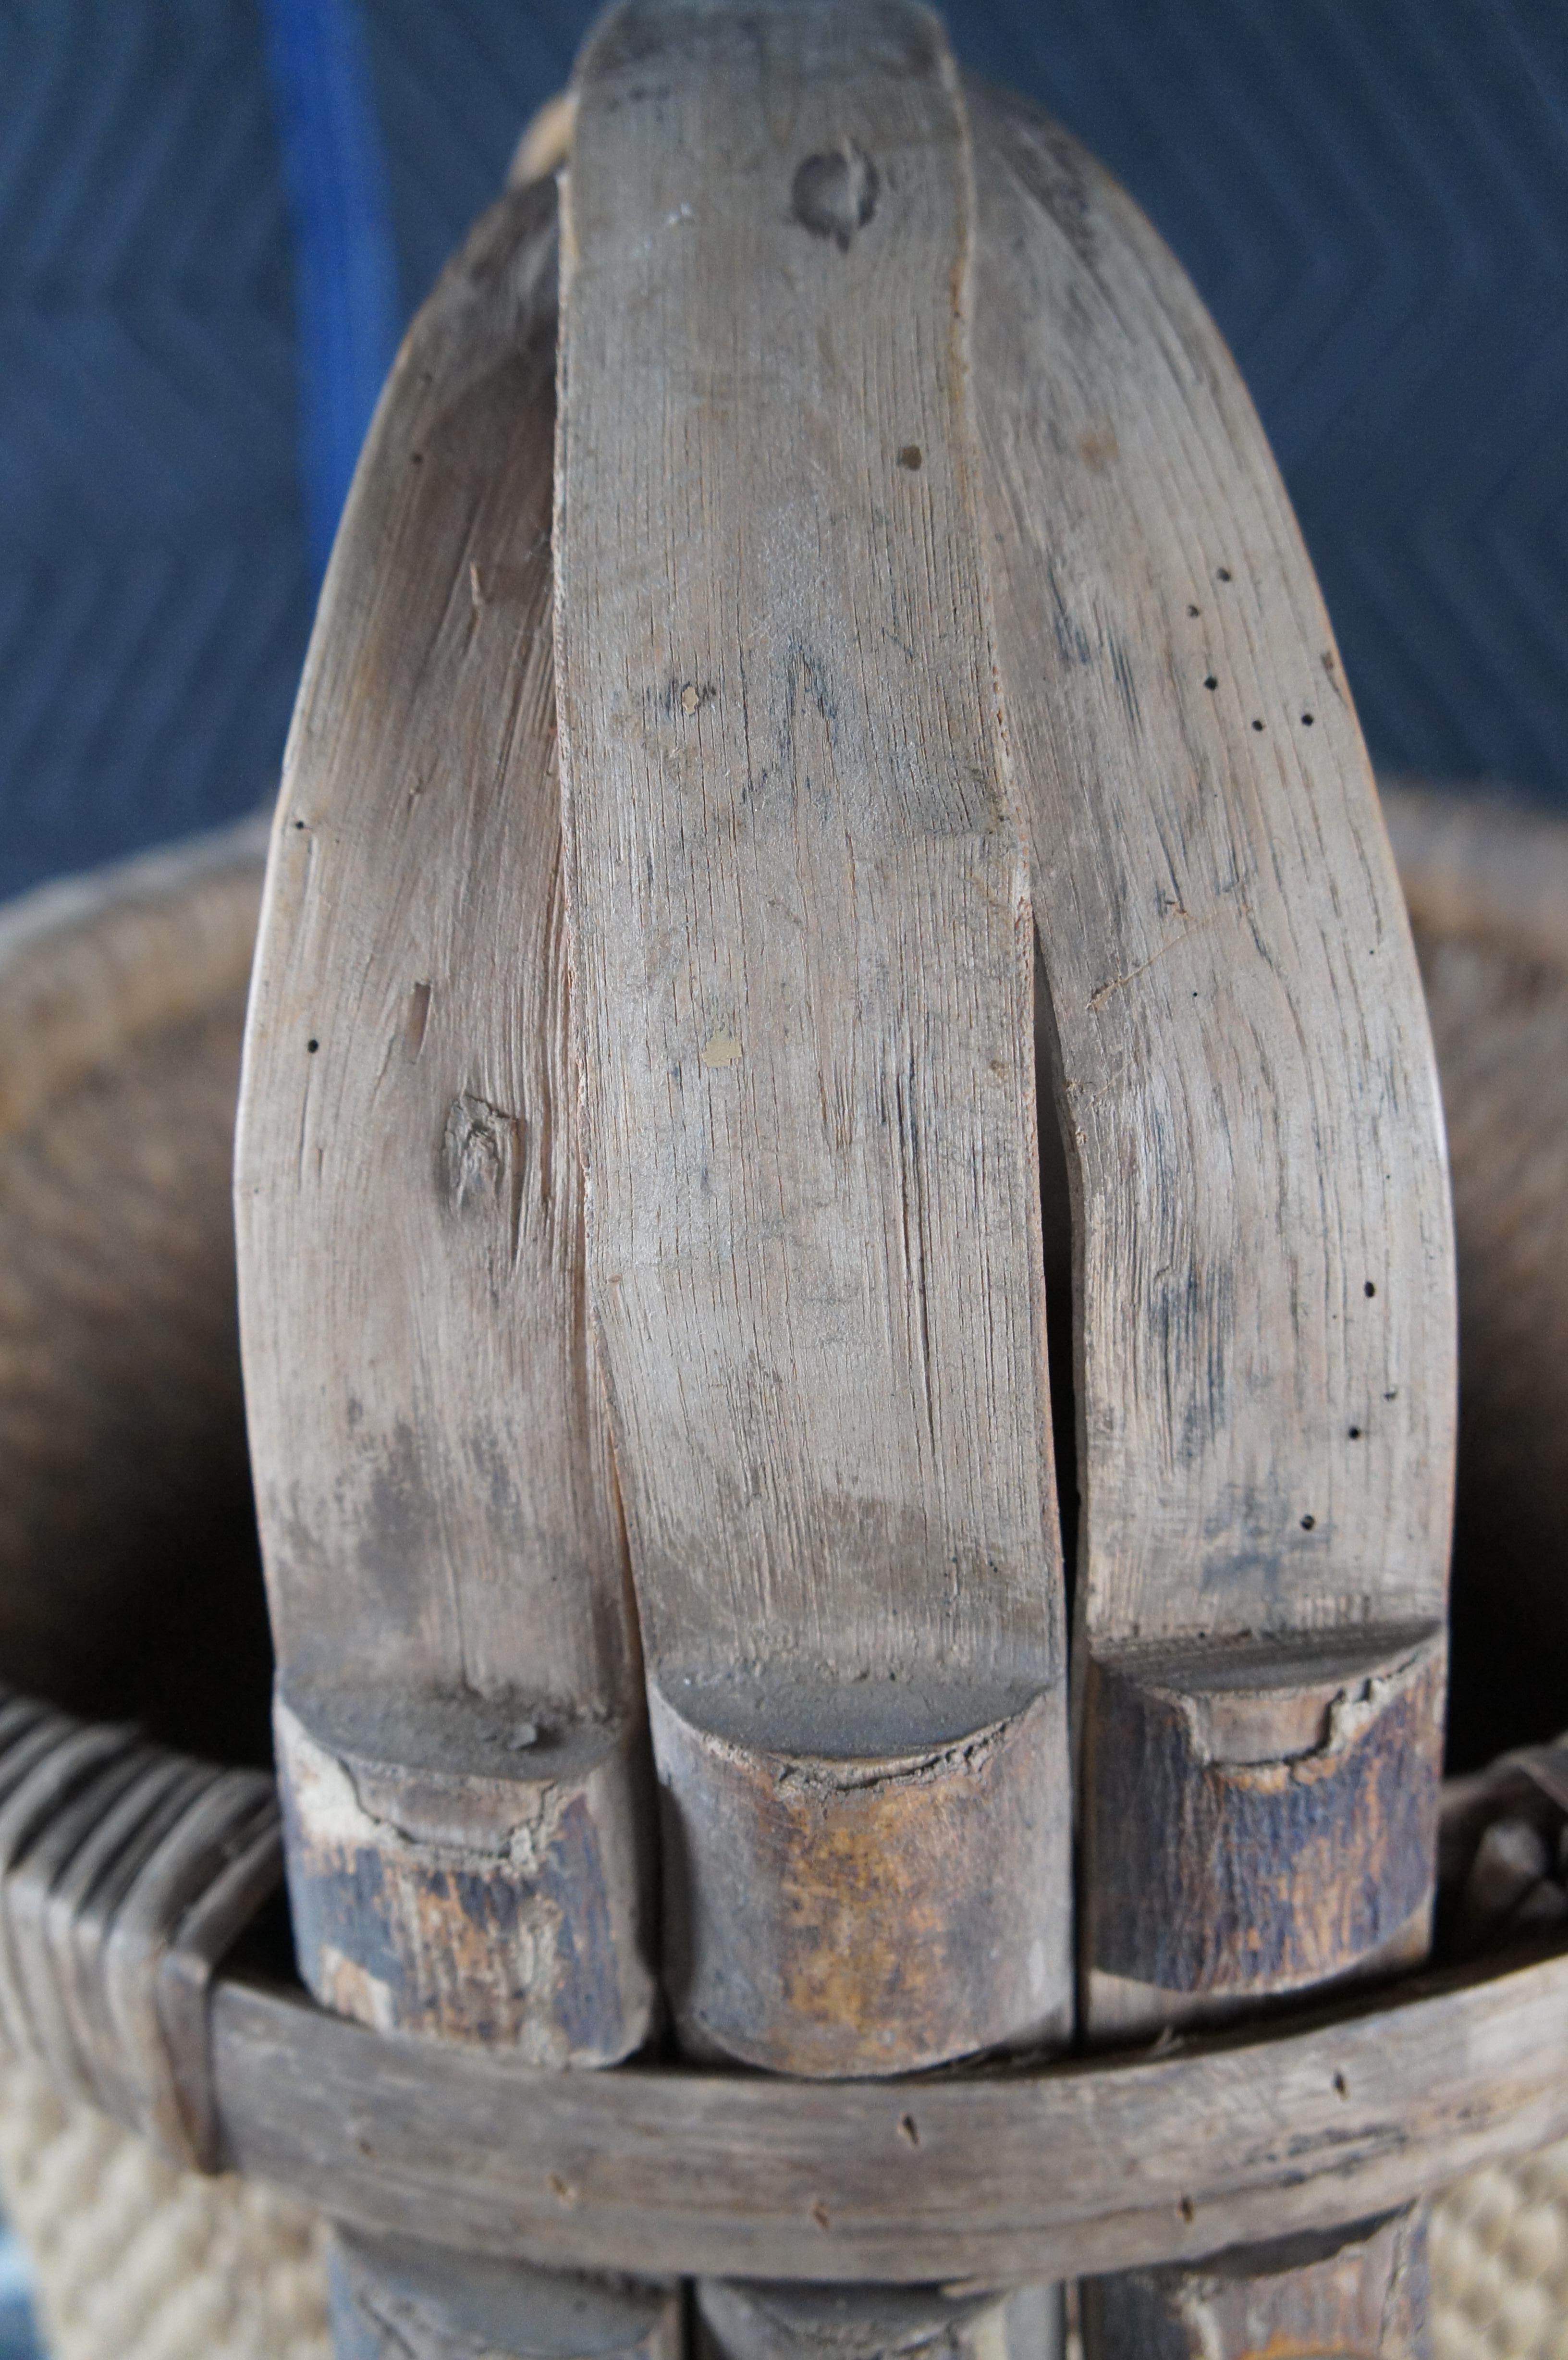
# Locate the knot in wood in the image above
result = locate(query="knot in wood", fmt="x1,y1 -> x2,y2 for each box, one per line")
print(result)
791,143 -> 879,250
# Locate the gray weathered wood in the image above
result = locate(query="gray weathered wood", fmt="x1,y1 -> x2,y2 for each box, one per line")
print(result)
329,2226 -> 683,2360
697,2279 -> 1062,2360
235,173 -> 657,2065
967,74 -> 1456,2357
968,73 -> 1455,2038
555,0 -> 1069,2082
207,1940 -> 1568,2285
1081,2207 -> 1429,2360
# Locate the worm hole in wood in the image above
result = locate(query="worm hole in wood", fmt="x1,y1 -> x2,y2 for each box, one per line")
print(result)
790,143 -> 880,251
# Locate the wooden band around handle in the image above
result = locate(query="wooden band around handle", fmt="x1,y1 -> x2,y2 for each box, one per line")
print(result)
328,2226 -> 683,2360
0,1689 -> 280,2170
1083,1628 -> 1445,2036
1080,2207 -> 1430,2360
697,2280 -> 1062,2360
277,1691 -> 656,2065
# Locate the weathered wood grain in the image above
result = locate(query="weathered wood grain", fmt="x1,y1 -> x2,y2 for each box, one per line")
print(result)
967,74 -> 1456,2356
968,74 -> 1456,2040
1081,2207 -> 1429,2360
235,173 -> 657,2064
329,2226 -> 683,2360
210,1940 -> 1568,2286
697,2279 -> 1061,2360
555,0 -> 1069,2078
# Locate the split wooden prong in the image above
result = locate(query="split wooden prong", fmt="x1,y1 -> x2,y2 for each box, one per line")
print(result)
968,75 -> 1455,2358
236,172 -> 658,2071
555,0 -> 1072,2081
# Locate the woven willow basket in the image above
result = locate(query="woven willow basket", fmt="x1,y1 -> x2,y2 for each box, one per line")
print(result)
0,779 -> 1563,2359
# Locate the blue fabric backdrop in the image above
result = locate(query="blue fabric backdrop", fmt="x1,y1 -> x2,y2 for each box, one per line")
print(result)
0,0 -> 1563,902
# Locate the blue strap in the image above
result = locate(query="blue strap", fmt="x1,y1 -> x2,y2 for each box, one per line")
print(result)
261,0 -> 400,583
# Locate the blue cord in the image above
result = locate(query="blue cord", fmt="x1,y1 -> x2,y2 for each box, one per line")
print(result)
260,0 -> 400,584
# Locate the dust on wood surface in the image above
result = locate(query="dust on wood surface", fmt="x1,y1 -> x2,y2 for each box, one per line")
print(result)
968,67 -> 1455,2360
235,174 -> 655,2065
555,1 -> 1070,2074
970,79 -> 1455,1658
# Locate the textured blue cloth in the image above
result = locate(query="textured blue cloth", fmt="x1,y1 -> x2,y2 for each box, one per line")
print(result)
0,0 -> 1563,903
261,0 -> 398,581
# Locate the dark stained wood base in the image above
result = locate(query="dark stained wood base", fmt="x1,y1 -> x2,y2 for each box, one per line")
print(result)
1081,2205 -> 1429,2360
328,2227 -> 683,2360
277,1690 -> 657,2067
697,2279 -> 1063,2360
653,1682 -> 1071,2076
1083,1627 -> 1445,2039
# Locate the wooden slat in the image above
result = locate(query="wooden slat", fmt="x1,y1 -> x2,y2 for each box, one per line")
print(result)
210,1942 -> 1568,2286
555,0 -> 1069,2080
328,2227 -> 682,2360
965,77 -> 1456,2358
0,1718 -> 142,2055
697,2280 -> 1062,2360
13,1750 -> 205,2107
967,74 -> 1455,2034
1081,2206 -> 1430,2360
234,174 -> 657,2066
102,1765 -> 280,2167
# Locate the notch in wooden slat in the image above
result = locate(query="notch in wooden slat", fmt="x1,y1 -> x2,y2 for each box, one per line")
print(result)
235,175 -> 657,2067
555,0 -> 1071,2077
968,77 -> 1454,2356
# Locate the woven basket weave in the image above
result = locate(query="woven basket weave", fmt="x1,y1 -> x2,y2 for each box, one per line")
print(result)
0,782 -> 1562,2358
